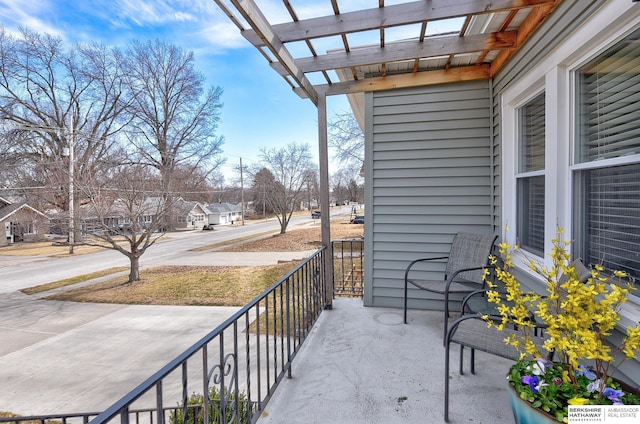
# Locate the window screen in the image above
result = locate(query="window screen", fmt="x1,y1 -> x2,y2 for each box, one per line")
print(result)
576,28 -> 640,162
517,93 -> 545,255
574,28 -> 640,278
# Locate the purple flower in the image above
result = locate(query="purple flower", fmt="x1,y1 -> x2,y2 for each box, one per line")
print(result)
577,365 -> 597,380
523,375 -> 541,393
603,387 -> 624,404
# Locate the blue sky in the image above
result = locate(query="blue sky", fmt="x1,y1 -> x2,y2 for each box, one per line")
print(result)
0,0 -> 353,181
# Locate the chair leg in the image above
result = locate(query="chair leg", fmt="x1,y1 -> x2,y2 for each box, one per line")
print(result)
403,279 -> 408,324
471,348 -> 476,375
459,345 -> 464,375
443,292 -> 450,342
444,338 -> 451,422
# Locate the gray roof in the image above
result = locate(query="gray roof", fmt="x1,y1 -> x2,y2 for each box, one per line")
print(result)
0,202 -> 49,221
207,202 -> 242,214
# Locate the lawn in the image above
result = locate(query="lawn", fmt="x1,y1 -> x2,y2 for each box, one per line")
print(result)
26,220 -> 364,306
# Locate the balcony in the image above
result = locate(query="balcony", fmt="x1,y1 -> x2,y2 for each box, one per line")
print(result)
256,297 -> 514,423
0,241 -> 514,424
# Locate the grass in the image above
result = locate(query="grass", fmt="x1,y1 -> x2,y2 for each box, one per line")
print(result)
188,230 -> 278,252
0,412 -> 61,424
0,241 -> 105,257
21,267 -> 130,295
45,263 -> 299,306
16,217 -> 364,306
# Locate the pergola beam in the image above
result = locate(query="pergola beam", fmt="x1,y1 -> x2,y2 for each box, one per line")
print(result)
294,65 -> 490,97
230,0 -> 319,105
273,32 -> 516,75
243,0 -> 555,46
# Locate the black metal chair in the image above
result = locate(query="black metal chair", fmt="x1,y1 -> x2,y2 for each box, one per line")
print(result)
403,232 -> 497,340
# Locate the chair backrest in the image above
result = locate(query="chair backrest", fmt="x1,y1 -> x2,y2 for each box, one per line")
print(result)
559,258 -> 591,284
445,232 -> 498,283
556,258 -> 591,301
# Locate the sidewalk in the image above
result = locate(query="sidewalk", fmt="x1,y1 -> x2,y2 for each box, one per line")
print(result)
0,291 -> 241,415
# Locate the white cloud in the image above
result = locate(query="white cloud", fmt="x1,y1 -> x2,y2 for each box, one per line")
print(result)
113,0 -> 205,26
0,0 -> 64,37
197,21 -> 247,51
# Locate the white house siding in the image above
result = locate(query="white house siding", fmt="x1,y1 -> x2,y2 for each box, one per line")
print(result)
490,0 -> 606,237
364,81 -> 494,309
490,0 -> 640,385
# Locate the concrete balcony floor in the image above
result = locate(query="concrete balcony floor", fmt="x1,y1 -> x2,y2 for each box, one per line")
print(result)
257,297 -> 515,424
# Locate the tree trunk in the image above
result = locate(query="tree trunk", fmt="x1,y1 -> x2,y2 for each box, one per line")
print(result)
128,254 -> 140,283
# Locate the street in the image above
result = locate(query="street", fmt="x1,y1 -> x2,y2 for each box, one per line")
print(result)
0,207 -> 351,294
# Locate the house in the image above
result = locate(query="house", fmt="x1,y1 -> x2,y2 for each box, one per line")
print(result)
215,0 -> 640,384
0,196 -> 49,246
48,197 -> 210,235
168,199 -> 207,230
206,202 -> 243,226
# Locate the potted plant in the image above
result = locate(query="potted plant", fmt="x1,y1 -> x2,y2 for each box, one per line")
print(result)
483,229 -> 640,423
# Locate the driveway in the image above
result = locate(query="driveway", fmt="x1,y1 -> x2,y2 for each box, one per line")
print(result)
0,291 -> 241,415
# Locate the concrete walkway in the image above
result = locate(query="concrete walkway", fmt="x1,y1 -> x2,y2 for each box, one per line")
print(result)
0,291 -> 240,415
0,247 -> 315,416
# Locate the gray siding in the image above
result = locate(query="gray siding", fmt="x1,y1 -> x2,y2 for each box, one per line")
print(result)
364,81 -> 493,309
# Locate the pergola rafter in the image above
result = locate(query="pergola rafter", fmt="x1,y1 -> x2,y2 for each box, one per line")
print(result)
211,0 -> 564,309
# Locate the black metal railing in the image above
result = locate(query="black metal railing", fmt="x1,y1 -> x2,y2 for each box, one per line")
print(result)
0,412 -> 99,424
332,239 -> 364,297
0,247 -> 326,424
1,240 -> 366,424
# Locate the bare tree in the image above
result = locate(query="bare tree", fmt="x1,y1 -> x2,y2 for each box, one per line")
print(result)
303,169 -> 319,210
78,164 -> 175,283
257,142 -> 315,234
328,110 -> 364,169
250,167 -> 276,218
123,39 -> 225,210
346,178 -> 364,204
0,27 -> 130,241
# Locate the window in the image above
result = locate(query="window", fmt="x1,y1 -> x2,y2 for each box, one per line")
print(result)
573,28 -> 640,279
516,93 -> 545,256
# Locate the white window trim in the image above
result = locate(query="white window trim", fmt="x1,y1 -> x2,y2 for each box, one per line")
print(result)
501,0 -> 640,320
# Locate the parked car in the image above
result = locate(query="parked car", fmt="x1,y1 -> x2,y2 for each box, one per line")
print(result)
311,210 -> 321,219
350,215 -> 364,224
202,224 -> 215,231
117,223 -> 134,233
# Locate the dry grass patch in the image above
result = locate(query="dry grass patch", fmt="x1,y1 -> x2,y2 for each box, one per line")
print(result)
46,263 -> 299,306
218,221 -> 363,252
21,267 -> 130,295
0,412 -> 61,424
0,241 -> 105,257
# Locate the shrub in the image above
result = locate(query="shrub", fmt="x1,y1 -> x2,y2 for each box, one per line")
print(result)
169,385 -> 252,424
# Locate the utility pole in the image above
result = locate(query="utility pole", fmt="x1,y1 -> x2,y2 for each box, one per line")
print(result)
68,115 -> 75,254
240,157 -> 245,225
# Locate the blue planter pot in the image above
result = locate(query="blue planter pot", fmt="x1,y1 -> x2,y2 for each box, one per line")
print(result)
507,381 -> 558,424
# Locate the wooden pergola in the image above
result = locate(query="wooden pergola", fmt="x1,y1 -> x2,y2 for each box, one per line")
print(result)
212,0 -> 563,306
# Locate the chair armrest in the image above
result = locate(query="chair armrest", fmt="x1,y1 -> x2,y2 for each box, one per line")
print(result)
444,265 -> 495,293
446,313 -> 485,343
404,256 -> 449,281
460,288 -> 495,314
458,288 -> 548,330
